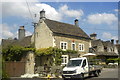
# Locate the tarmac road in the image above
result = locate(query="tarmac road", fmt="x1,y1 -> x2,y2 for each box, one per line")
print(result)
9,68 -> 119,80
96,68 -> 118,78
85,68 -> 119,80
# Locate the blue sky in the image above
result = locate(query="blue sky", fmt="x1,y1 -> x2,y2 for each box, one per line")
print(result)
1,1 -> 119,43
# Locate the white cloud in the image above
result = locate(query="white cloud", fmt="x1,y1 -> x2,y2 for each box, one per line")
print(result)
59,4 -> 84,19
2,2 -> 62,21
114,9 -> 120,12
102,32 -> 118,40
1,23 -> 32,40
2,0 -> 39,2
35,3 -> 62,21
87,13 -> 117,25
1,23 -> 14,38
26,31 -> 32,36
2,2 -> 84,22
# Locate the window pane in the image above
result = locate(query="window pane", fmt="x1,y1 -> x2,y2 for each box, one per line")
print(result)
64,43 -> 66,45
82,45 -> 83,50
79,45 -> 81,50
72,44 -> 75,50
61,43 -> 63,49
64,43 -> 67,49
62,58 -> 64,63
64,45 -> 66,49
61,42 -> 67,50
65,58 -> 66,63
79,44 -> 84,51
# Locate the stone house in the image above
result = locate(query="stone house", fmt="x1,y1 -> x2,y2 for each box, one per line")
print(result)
89,33 -> 118,64
31,10 -> 91,65
1,9 -> 91,73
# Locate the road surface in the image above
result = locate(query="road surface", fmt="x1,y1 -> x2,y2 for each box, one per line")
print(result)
10,68 -> 119,80
85,68 -> 119,80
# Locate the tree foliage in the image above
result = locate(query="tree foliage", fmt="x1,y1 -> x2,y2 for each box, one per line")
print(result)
2,45 -> 35,61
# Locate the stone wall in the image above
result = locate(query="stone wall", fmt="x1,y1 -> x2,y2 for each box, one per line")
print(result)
35,56 -> 54,66
34,20 -> 54,49
96,41 -> 104,52
25,52 -> 35,74
54,35 -> 90,56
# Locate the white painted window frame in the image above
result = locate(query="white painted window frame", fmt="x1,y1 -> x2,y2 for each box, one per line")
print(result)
79,43 -> 84,51
60,41 -> 68,50
71,43 -> 76,50
61,55 -> 69,65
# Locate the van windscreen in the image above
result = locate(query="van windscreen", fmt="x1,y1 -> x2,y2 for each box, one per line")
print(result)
67,60 -> 82,67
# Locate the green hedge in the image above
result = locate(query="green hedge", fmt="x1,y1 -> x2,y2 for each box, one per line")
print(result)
106,58 -> 120,64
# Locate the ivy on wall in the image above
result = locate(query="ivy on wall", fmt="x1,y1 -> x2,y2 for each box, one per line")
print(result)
35,47 -> 77,56
2,45 -> 35,61
35,47 -> 78,65
2,45 -> 77,65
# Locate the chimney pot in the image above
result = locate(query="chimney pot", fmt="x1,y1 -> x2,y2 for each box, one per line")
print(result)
40,9 -> 45,20
20,26 -> 24,29
74,19 -> 79,27
90,33 -> 97,40
111,39 -> 114,44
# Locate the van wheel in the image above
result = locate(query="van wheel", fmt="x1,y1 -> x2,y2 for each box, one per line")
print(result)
63,78 -> 67,80
94,71 -> 99,77
89,73 -> 92,77
80,74 -> 84,80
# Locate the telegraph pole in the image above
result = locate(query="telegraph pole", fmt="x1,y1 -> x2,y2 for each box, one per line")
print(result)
33,14 -> 37,48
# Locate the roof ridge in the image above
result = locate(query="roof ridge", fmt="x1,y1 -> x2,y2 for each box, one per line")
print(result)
45,19 -> 78,28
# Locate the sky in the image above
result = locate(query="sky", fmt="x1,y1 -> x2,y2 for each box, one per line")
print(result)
1,0 -> 119,44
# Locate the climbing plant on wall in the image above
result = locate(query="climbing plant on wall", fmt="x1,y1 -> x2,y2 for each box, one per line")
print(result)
2,45 -> 35,61
35,47 -> 78,65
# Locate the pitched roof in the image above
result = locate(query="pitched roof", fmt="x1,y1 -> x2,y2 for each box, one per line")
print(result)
91,39 -> 114,47
102,41 -> 113,47
91,39 -> 119,56
91,39 -> 102,47
44,19 -> 90,39
2,36 -> 32,48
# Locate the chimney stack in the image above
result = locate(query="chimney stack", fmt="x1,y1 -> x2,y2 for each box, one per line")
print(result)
74,19 -> 79,27
18,26 -> 25,40
90,33 -> 97,40
40,9 -> 45,20
111,39 -> 114,44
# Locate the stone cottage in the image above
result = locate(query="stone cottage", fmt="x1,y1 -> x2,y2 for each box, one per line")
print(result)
1,10 -> 91,74
31,10 -> 91,65
89,33 -> 118,64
